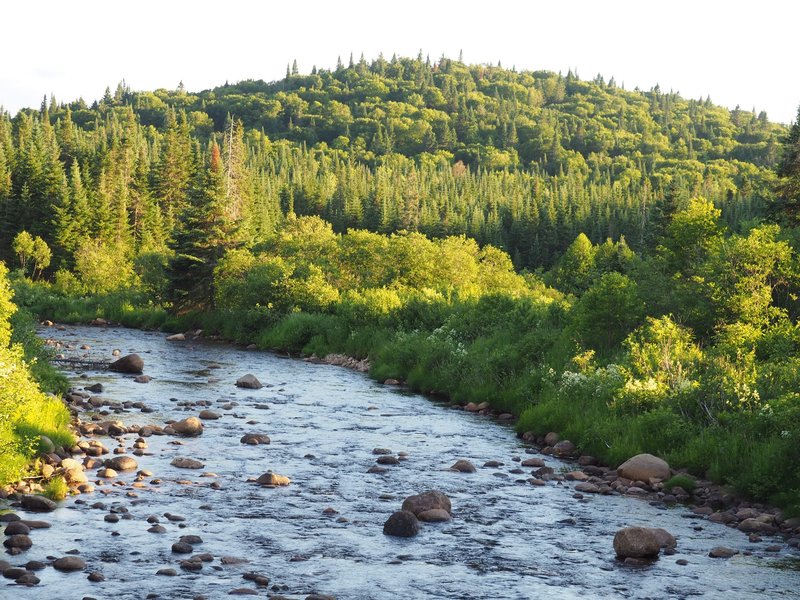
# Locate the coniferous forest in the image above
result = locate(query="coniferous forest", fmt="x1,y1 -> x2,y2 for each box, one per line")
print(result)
3,55 -> 800,512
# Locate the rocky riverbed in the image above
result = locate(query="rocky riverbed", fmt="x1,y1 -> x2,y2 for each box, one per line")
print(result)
1,324 -> 799,599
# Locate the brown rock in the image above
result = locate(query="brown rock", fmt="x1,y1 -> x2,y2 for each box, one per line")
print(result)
256,472 -> 290,486
109,354 -> 144,374
417,509 -> 451,522
553,440 -> 576,456
199,410 -> 220,420
613,527 -> 661,558
3,534 -> 32,550
20,495 -> 56,512
383,511 -> 419,537
401,490 -> 452,516
172,417 -> 203,437
106,456 -> 138,471
709,546 -> 738,558
236,374 -> 263,389
449,459 -> 476,473
617,453 -> 670,482
240,433 -> 270,445
521,457 -> 545,467
53,556 -> 86,571
544,432 -> 560,446
171,457 -> 205,469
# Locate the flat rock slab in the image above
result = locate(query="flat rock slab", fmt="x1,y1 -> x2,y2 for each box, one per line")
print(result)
171,457 -> 205,469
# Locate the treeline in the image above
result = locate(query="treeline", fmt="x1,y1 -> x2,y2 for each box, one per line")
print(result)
0,56 -> 784,274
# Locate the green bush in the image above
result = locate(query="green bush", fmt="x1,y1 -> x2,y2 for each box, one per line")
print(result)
42,477 -> 68,501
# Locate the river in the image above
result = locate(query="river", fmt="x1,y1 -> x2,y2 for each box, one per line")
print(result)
2,324 -> 798,599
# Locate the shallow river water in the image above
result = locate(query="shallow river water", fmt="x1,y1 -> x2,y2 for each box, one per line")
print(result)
2,325 -> 799,599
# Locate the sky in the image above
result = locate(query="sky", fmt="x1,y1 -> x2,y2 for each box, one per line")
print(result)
2,0 -> 798,123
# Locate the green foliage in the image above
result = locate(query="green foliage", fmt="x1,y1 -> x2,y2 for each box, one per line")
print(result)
571,272 -> 644,352
42,476 -> 68,501
663,474 -> 697,492
0,265 -> 73,485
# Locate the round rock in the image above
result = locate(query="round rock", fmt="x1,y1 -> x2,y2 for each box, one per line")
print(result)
613,527 -> 661,559
53,556 -> 87,572
383,511 -> 420,538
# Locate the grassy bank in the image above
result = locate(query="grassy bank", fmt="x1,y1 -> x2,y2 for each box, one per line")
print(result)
0,266 -> 74,485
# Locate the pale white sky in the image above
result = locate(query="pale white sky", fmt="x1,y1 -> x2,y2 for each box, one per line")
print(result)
1,0 -> 798,123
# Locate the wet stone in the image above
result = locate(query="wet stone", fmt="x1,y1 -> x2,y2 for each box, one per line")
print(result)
179,535 -> 203,545
172,542 -> 193,554
3,566 -> 27,579
156,568 -> 177,576
3,534 -> 32,550
180,560 -> 203,572
4,521 -> 31,535
15,571 -> 40,586
449,459 -> 476,473
53,556 -> 87,571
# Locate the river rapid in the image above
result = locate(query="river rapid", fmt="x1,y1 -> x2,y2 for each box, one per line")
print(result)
2,324 -> 798,599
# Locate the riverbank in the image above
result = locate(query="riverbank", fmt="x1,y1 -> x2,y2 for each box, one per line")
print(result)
1,322 -> 798,597
12,278 -> 800,518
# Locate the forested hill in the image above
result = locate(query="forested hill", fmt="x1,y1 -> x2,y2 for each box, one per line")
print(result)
0,55 -> 787,271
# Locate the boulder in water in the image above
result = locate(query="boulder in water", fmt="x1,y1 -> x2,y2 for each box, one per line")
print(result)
449,459 -> 476,473
20,495 -> 56,512
109,354 -> 144,374
613,527 -> 661,559
256,471 -> 290,486
172,417 -> 203,437
236,374 -> 263,389
401,490 -> 452,517
383,511 -> 420,537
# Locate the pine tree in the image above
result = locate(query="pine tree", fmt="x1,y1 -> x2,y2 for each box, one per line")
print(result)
168,142 -> 242,311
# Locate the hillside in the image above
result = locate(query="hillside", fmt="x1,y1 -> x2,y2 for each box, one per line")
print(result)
0,55 -> 787,271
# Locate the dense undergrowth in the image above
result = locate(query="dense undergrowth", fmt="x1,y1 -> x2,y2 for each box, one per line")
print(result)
12,203 -> 800,513
0,264 -> 73,485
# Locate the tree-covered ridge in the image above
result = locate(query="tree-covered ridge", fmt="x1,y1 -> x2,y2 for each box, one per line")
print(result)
0,55 -> 786,277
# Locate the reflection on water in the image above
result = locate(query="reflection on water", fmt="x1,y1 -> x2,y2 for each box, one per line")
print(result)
0,324 -> 796,599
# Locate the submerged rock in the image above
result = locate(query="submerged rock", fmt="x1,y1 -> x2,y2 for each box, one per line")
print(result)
240,433 -> 270,445
171,457 -> 205,469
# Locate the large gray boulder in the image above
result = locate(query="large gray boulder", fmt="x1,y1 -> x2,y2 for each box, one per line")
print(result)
617,453 -> 670,482
109,354 -> 144,374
